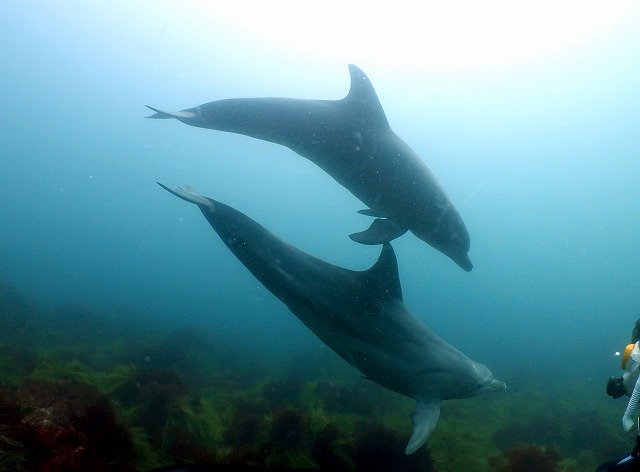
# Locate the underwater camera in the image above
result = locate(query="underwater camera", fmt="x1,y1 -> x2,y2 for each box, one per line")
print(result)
607,376 -> 627,399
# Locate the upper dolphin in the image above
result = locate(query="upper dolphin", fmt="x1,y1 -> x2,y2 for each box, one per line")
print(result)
147,65 -> 473,271
159,183 -> 504,453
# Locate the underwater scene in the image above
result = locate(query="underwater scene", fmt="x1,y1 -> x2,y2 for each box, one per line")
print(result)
0,280 -> 634,472
1,1 -> 640,471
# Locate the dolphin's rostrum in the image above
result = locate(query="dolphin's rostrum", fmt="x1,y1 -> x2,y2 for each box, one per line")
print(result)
148,65 -> 473,271
159,183 -> 505,453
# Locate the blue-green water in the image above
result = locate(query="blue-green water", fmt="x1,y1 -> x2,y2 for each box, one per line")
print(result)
1,2 -> 640,470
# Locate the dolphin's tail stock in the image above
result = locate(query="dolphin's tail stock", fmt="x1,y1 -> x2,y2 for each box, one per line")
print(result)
146,105 -> 196,120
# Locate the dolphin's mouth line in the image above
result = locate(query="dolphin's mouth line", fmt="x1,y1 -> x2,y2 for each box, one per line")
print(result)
482,378 -> 507,391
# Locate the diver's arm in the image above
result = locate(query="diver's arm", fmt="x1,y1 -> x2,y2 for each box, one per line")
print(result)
623,374 -> 640,432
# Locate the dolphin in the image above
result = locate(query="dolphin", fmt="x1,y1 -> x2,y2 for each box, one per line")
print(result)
158,183 -> 505,454
147,65 -> 473,271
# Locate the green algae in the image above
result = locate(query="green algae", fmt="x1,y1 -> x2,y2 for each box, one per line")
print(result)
0,280 -> 634,470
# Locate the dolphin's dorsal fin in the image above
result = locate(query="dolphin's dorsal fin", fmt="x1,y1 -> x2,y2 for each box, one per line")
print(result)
405,400 -> 441,454
365,243 -> 403,302
345,64 -> 390,129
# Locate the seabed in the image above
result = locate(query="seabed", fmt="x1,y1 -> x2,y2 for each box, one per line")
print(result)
0,281 -> 628,471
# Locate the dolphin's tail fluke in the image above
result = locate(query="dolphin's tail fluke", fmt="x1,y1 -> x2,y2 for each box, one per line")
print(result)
157,183 -> 213,209
145,105 -> 196,120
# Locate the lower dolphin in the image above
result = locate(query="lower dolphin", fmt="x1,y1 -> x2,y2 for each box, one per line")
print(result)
148,65 -> 473,271
159,183 -> 505,454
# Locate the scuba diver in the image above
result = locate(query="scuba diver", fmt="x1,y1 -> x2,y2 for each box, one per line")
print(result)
599,319 -> 640,471
596,418 -> 640,471
607,319 -> 640,431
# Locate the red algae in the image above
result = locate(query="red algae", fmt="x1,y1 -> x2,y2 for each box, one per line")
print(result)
489,443 -> 561,472
0,379 -> 135,471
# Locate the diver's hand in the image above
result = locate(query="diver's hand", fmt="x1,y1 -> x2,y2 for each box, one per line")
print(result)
622,414 -> 636,432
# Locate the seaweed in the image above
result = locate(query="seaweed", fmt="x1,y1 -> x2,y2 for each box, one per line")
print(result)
493,414 -> 557,450
267,408 -> 311,448
114,368 -> 190,441
310,422 -> 352,470
313,379 -> 384,415
349,422 -> 436,472
262,376 -> 305,407
488,443 -> 561,472
0,379 -> 135,471
428,412 -> 496,472
493,409 -> 623,460
0,282 -> 630,471
162,423 -> 217,463
139,327 -> 223,389
222,409 -> 265,448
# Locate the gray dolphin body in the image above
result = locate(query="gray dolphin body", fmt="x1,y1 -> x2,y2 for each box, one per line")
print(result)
159,183 -> 504,454
148,65 -> 473,271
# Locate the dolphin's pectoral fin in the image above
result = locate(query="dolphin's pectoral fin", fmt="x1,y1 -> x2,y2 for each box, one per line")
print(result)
145,105 -> 196,120
157,182 -> 213,210
357,208 -> 387,218
349,219 -> 408,245
405,400 -> 441,455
